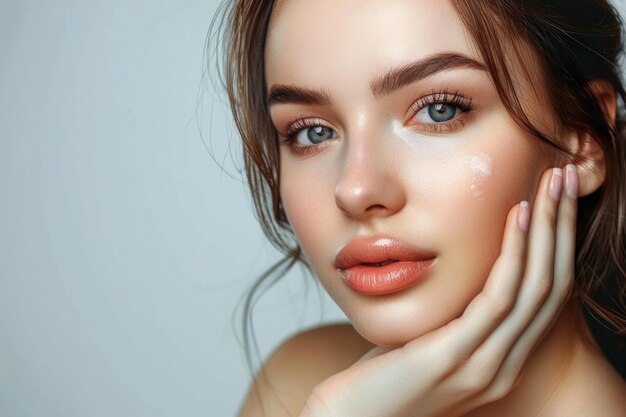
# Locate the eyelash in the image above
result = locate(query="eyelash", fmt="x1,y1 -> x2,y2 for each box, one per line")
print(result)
278,89 -> 474,155
284,117 -> 326,141
408,89 -> 474,133
279,118 -> 331,157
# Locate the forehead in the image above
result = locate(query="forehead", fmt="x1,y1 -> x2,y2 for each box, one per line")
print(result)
264,0 -> 479,90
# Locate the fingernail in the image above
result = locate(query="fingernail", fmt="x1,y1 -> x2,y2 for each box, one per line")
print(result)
518,201 -> 530,232
549,167 -> 563,201
565,164 -> 578,199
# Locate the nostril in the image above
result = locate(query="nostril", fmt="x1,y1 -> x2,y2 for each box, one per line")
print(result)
365,204 -> 387,212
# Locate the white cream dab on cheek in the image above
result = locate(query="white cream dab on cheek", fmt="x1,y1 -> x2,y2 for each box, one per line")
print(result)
469,153 -> 493,199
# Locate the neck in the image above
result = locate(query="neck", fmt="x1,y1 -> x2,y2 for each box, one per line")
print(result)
462,298 -> 603,417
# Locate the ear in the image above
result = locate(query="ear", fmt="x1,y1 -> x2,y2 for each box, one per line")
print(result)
564,79 -> 615,196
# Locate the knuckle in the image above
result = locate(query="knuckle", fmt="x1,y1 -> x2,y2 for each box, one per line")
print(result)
509,244 -> 526,262
460,357 -> 496,393
532,276 -> 553,306
426,344 -> 460,377
495,250 -> 523,272
472,370 -> 495,393
485,376 -> 517,402
489,295 -> 515,321
543,201 -> 559,222
442,350 -> 471,376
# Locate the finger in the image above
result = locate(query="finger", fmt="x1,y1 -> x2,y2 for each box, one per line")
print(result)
552,164 -> 578,300
423,199 -> 529,365
457,167 -> 562,385
516,166 -> 563,307
487,164 -> 578,392
491,167 -> 563,332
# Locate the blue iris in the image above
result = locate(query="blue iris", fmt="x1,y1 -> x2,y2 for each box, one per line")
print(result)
428,103 -> 457,122
307,126 -> 334,143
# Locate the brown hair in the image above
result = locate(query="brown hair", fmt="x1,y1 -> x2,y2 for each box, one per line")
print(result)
208,0 -> 626,375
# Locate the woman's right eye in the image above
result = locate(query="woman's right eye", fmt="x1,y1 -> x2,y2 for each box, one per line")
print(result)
293,126 -> 336,146
282,119 -> 337,148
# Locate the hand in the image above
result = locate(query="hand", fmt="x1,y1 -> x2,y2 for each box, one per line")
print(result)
299,165 -> 579,417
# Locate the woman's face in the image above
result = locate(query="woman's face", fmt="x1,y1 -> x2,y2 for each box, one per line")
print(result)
265,0 -> 559,346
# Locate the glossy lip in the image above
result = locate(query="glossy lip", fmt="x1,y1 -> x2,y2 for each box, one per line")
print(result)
335,236 -> 437,295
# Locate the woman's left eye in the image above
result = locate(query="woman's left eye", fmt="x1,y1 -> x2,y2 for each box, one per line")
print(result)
417,103 -> 462,123
408,92 -> 473,131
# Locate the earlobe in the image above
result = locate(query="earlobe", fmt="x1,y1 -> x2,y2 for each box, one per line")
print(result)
566,79 -> 615,196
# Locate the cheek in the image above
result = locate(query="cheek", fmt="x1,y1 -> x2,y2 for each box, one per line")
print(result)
279,156 -> 338,263
469,153 -> 494,199
407,142 -> 545,298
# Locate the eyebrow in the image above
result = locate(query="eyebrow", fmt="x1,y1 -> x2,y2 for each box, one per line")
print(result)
267,52 -> 486,107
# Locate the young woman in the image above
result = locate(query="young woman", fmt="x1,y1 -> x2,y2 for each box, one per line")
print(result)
211,0 -> 626,415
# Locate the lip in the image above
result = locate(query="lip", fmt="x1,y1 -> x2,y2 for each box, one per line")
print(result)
335,236 -> 437,295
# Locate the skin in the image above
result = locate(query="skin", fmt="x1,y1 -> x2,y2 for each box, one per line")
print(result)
250,0 -> 626,415
267,0 -> 554,346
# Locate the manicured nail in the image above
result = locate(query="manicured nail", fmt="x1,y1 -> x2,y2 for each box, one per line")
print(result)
565,164 -> 579,199
518,201 -> 530,232
549,167 -> 563,201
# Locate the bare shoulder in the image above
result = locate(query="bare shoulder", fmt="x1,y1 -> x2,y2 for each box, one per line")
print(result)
237,322 -> 375,417
547,340 -> 626,417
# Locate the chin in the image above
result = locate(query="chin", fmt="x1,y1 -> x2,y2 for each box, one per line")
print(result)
358,331 -> 414,348
347,308 -> 452,348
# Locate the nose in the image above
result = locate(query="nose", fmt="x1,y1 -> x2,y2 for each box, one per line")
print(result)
334,136 -> 406,220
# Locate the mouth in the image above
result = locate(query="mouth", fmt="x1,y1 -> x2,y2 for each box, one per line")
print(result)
363,260 -> 397,267
335,236 -> 437,295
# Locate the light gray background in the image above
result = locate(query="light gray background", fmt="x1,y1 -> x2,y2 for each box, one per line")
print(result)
2,1 -> 625,416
